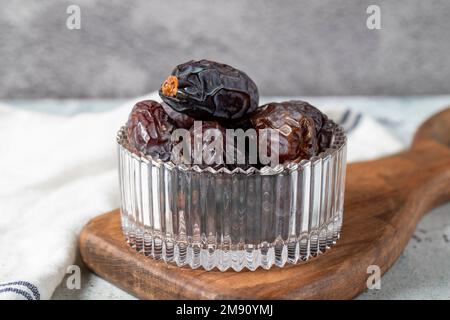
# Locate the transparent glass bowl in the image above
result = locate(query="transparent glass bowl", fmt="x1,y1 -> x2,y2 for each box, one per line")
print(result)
117,124 -> 347,271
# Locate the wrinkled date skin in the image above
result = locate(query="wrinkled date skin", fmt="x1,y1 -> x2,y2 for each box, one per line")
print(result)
189,121 -> 227,167
126,100 -> 175,161
159,59 -> 259,121
317,117 -> 336,152
161,101 -> 195,129
250,100 -> 332,163
188,121 -> 250,169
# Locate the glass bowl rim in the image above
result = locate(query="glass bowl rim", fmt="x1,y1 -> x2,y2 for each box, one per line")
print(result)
117,121 -> 346,176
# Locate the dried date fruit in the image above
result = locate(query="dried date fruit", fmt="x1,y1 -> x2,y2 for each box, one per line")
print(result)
317,116 -> 336,152
159,59 -> 259,121
161,101 -> 195,129
187,121 -> 251,169
189,121 -> 227,167
250,100 -> 326,163
126,100 -> 175,161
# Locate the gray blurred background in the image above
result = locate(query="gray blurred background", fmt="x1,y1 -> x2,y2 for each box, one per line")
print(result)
1,0 -> 449,99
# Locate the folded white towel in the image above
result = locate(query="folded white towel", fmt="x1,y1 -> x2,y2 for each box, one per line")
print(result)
0,94 -> 403,300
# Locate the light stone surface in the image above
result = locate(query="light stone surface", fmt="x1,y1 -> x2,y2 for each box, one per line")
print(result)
5,96 -> 446,300
1,1 -> 450,98
358,203 -> 450,300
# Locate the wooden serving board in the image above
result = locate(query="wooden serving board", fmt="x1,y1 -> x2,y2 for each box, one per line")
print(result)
80,108 -> 450,299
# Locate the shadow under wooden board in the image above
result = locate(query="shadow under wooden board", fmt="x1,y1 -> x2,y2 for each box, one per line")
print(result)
80,108 -> 450,300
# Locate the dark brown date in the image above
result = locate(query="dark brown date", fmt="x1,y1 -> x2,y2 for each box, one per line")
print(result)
126,100 -> 175,161
187,121 -> 251,169
161,101 -> 195,129
250,100 -> 327,163
317,115 -> 336,152
159,59 -> 259,121
189,121 -> 226,167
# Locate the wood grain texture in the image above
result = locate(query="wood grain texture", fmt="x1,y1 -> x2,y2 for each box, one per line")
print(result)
80,108 -> 450,300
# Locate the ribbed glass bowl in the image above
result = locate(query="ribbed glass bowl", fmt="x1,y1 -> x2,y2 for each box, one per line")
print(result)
117,123 -> 347,271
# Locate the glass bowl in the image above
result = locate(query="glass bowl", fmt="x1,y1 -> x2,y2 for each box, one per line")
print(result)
117,123 -> 347,271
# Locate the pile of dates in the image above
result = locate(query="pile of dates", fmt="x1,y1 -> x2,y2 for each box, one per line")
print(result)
126,59 -> 336,168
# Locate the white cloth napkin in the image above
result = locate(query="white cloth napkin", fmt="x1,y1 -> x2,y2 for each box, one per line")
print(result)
0,93 -> 403,300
